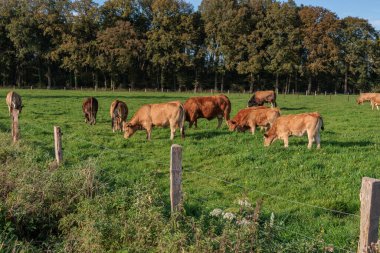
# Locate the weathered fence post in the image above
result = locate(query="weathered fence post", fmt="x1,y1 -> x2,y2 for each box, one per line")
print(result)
54,126 -> 63,165
161,88 -> 164,92
170,144 -> 182,213
228,90 -> 230,95
11,109 -> 20,143
348,93 -> 350,102
145,88 -> 147,92
358,177 -> 380,253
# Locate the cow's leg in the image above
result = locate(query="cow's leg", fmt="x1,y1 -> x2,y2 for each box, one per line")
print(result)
307,130 -> 314,149
217,116 -> 223,129
283,136 -> 289,148
170,127 -> 176,140
8,106 -> 11,116
189,121 -> 193,128
249,122 -> 256,135
146,128 -> 152,140
315,132 -> 321,149
194,119 -> 198,128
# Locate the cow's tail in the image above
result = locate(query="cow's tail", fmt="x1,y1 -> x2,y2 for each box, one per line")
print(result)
320,116 -> 324,131
179,104 -> 185,139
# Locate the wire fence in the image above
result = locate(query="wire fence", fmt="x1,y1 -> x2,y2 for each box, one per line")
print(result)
2,109 -> 360,252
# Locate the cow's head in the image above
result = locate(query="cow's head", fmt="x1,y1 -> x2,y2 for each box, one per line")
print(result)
123,122 -> 140,139
356,98 -> 364,104
247,95 -> 262,107
227,120 -> 237,131
263,132 -> 277,147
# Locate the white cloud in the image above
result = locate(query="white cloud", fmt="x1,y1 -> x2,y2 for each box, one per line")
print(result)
369,19 -> 380,30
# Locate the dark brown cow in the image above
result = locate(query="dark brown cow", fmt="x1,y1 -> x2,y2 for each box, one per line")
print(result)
123,101 -> 185,140
183,94 -> 231,128
6,91 -> 23,116
264,112 -> 324,149
227,107 -> 280,134
110,100 -> 128,132
82,97 -> 98,125
248,90 -> 277,107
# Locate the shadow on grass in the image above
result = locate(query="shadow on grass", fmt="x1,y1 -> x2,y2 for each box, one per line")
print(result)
279,107 -> 308,111
186,130 -> 230,139
324,140 -> 374,147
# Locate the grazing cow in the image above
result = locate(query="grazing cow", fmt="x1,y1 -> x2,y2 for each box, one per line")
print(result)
227,107 -> 280,134
82,97 -> 98,125
123,101 -> 185,140
6,91 -> 22,116
370,95 -> 380,110
110,100 -> 128,132
183,94 -> 231,128
264,112 -> 324,149
248,90 -> 277,107
356,93 -> 379,105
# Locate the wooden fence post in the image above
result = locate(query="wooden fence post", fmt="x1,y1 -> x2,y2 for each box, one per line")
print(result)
54,126 -> 63,165
170,144 -> 182,213
358,177 -> 380,253
11,109 -> 20,143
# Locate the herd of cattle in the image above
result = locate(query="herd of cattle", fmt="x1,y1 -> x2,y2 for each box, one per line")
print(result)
4,90 -> 379,149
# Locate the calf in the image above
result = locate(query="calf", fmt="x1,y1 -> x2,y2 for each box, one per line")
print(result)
248,90 -> 277,107
82,97 -> 98,125
110,100 -> 128,132
264,112 -> 324,149
227,107 -> 280,134
356,93 -> 379,105
6,91 -> 22,116
123,101 -> 185,140
183,94 -> 231,128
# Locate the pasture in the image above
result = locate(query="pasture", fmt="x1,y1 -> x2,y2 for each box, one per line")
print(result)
1,89 -> 380,251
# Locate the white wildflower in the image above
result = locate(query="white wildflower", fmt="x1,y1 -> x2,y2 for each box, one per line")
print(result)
222,212 -> 236,221
209,208 -> 223,217
269,212 -> 275,228
236,218 -> 251,226
237,199 -> 252,207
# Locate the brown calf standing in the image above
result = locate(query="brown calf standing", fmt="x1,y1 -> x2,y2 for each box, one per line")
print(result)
183,94 -> 231,128
6,91 -> 22,116
264,112 -> 324,149
248,90 -> 277,107
82,97 -> 98,125
227,107 -> 280,134
356,93 -> 379,105
123,101 -> 185,140
110,100 -> 128,132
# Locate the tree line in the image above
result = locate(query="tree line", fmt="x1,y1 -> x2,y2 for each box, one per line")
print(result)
0,0 -> 379,93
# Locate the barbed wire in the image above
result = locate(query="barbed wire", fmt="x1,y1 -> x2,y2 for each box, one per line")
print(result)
187,170 -> 360,218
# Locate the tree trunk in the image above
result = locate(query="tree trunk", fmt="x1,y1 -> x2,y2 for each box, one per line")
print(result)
16,66 -> 21,88
74,72 -> 78,89
288,74 -> 291,94
160,67 -> 165,89
295,72 -> 298,93
221,73 -> 224,92
344,63 -> 348,94
275,72 -> 279,94
214,71 -> 218,91
46,65 -> 52,89
249,72 -> 254,93
104,73 -> 107,89
307,76 -> 312,94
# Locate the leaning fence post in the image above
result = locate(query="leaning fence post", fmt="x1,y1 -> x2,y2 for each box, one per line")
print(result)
54,126 -> 63,165
11,109 -> 20,143
170,144 -> 182,213
358,177 -> 380,253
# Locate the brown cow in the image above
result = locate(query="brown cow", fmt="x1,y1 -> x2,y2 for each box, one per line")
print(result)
356,93 -> 379,105
248,90 -> 277,107
123,101 -> 185,140
227,107 -> 280,134
110,100 -> 128,132
6,91 -> 23,116
264,112 -> 324,149
183,94 -> 231,128
82,97 -> 98,125
370,95 -> 380,110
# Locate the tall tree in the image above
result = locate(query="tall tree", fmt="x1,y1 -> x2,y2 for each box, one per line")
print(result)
299,6 -> 340,93
340,17 -> 378,92
146,0 -> 194,89
59,0 -> 99,89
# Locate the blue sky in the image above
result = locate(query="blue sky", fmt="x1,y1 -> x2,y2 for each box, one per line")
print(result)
93,0 -> 380,30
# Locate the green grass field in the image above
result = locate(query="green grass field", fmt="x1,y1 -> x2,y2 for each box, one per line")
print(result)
2,89 -> 380,251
